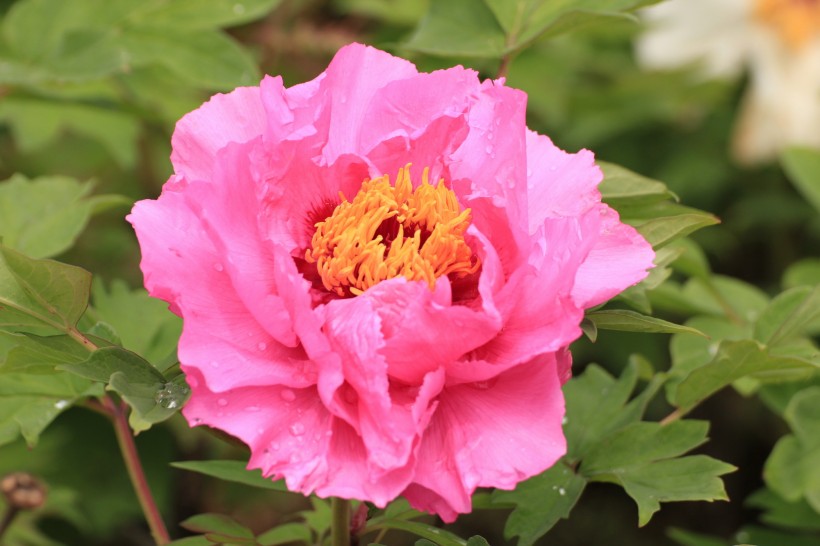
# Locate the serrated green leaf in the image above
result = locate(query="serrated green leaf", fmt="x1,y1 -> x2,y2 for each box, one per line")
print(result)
129,0 -> 282,30
257,522 -> 312,545
764,387 -> 820,512
563,362 -> 662,459
674,340 -> 817,412
746,488 -> 820,532
405,0 -> 505,57
89,280 -> 181,368
581,420 -> 710,476
782,147 -> 820,213
171,460 -> 287,491
493,463 -> 585,546
755,286 -> 820,346
618,456 -> 734,526
599,161 -> 676,206
0,244 -> 91,333
0,175 -> 127,259
181,513 -> 255,539
302,497 -> 333,541
0,332 -> 94,373
586,309 -> 706,337
59,345 -> 164,384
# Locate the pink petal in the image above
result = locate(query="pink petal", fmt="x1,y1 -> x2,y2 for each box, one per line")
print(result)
571,205 -> 655,308
171,86 -> 266,182
525,130 -> 602,233
405,355 -> 567,521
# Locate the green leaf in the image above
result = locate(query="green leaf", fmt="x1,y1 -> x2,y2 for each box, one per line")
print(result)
493,463 -> 586,546
0,175 -> 128,259
782,147 -> 820,213
405,0 -> 506,58
369,519 -> 467,546
58,346 -> 187,432
89,280 -> 181,368
667,527 -> 729,546
746,488 -> 820,532
405,0 -> 664,58
754,286 -> 820,346
0,244 -> 91,333
586,309 -> 706,337
117,28 -> 259,90
166,537 -> 213,546
634,208 -> 720,249
302,497 -> 333,541
681,276 -> 770,323
170,460 -> 287,491
599,162 -> 677,206
735,525 -> 820,546
0,99 -> 140,167
180,513 -> 255,540
763,387 -> 820,512
783,259 -> 820,290
0,371 -> 101,446
578,419 -> 734,526
257,522 -> 312,545
0,332 -> 96,374
674,340 -> 817,412
465,537 -> 492,546
563,362 -> 662,459
129,0 -> 283,30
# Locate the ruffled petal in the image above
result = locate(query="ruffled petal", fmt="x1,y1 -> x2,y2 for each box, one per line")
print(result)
406,356 -> 566,521
171,86 -> 266,181
571,205 -> 655,309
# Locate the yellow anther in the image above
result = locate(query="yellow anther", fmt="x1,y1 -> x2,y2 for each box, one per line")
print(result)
305,165 -> 479,297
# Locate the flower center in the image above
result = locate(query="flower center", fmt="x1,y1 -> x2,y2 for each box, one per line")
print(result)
754,0 -> 820,50
305,165 -> 479,297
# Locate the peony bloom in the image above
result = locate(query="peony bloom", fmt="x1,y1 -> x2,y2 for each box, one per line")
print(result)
128,43 -> 653,521
635,0 -> 820,163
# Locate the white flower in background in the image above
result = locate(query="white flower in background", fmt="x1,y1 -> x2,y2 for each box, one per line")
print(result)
636,0 -> 820,164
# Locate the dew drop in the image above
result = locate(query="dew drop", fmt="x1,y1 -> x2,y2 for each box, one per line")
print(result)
289,422 -> 305,436
210,360 -> 219,368
233,3 -> 246,14
561,416 -> 568,426
280,389 -> 296,402
558,487 -> 566,496
485,145 -> 493,154
217,398 -> 228,407
246,405 -> 260,412
213,262 -> 224,272
487,132 -> 494,140
257,341 -> 267,351
54,399 -> 69,410
527,168 -> 533,177
549,165 -> 558,172
272,442 -> 280,451
155,381 -> 190,409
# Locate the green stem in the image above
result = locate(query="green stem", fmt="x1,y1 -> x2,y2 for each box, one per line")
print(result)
103,396 -> 170,545
331,497 -> 351,546
0,505 -> 19,541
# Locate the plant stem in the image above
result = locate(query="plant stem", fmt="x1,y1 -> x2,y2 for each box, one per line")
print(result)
331,497 -> 351,546
103,396 -> 170,545
0,506 -> 19,541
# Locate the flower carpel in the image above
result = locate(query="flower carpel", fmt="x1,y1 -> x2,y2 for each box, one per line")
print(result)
305,165 -> 479,297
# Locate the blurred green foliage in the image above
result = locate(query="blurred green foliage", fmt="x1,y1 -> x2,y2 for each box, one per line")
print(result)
0,0 -> 818,545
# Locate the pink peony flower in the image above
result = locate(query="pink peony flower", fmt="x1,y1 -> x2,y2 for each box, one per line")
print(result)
128,43 -> 654,521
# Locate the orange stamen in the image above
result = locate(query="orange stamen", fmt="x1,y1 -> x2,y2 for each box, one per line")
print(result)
305,165 -> 479,297
754,0 -> 820,50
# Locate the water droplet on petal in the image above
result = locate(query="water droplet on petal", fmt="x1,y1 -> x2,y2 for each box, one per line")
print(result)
485,145 -> 493,154
213,262 -> 224,272
289,422 -> 305,436
217,398 -> 228,407
210,360 -> 220,368
257,341 -> 267,351
280,389 -> 296,402
272,442 -> 280,451
246,406 -> 260,412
